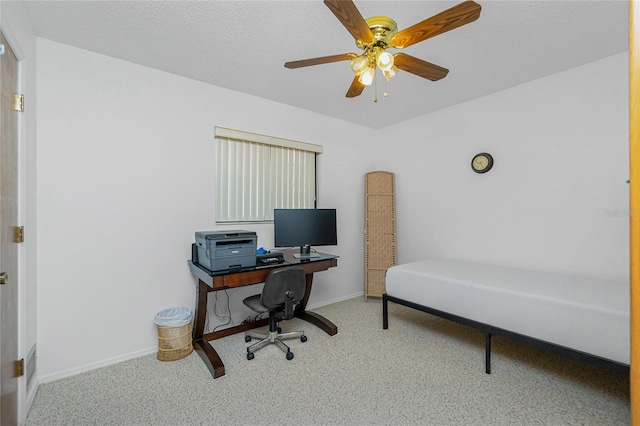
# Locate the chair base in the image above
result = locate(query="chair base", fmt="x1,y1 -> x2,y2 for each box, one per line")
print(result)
245,328 -> 306,360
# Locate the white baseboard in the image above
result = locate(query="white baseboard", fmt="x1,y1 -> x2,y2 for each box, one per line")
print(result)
307,292 -> 363,310
38,346 -> 158,384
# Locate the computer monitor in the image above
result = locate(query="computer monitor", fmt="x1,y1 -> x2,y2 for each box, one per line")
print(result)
273,208 -> 337,258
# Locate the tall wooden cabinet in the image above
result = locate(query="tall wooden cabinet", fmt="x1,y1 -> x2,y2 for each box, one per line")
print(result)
364,171 -> 396,300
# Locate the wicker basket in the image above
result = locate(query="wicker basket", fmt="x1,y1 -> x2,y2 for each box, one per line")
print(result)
156,322 -> 193,362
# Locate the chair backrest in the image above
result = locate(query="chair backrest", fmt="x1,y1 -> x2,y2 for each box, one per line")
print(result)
260,266 -> 306,311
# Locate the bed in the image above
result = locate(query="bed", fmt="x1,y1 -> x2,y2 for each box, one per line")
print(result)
382,259 -> 630,374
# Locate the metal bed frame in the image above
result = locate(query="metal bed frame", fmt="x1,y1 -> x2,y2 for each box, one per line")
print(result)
382,293 -> 630,375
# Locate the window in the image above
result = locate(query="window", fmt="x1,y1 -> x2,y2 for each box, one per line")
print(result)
215,127 -> 322,223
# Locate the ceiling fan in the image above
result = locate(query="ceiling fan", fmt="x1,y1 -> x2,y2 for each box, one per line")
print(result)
284,0 -> 481,99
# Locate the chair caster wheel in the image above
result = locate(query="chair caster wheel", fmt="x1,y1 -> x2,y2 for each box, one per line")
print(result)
286,351 -> 294,360
277,327 -> 282,333
247,352 -> 255,360
245,335 -> 251,343
301,335 -> 307,343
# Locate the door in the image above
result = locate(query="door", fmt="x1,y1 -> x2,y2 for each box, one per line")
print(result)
0,30 -> 21,425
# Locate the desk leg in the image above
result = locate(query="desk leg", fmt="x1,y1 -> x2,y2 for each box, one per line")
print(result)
194,339 -> 225,379
193,280 -> 208,340
295,273 -> 338,336
192,279 -> 226,379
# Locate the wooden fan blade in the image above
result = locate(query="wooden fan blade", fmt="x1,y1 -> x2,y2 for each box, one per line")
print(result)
390,1 -> 481,49
285,53 -> 356,69
324,0 -> 374,44
346,75 -> 365,98
394,53 -> 449,81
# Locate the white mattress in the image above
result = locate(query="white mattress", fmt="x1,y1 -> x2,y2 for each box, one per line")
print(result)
386,259 -> 630,364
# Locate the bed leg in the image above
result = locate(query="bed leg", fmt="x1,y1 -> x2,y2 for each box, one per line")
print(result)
485,332 -> 492,374
382,293 -> 389,329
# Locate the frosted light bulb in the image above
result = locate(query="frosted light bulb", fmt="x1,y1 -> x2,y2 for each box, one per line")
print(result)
358,66 -> 375,86
376,52 -> 394,72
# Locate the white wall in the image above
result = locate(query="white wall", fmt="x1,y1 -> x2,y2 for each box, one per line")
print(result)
36,39 -> 375,381
377,52 -> 629,281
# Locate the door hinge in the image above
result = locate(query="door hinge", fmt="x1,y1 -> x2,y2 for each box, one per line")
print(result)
15,359 -> 24,377
14,226 -> 24,243
11,93 -> 24,112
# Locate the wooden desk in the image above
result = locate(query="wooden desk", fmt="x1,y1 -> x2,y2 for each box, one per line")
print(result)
188,250 -> 339,379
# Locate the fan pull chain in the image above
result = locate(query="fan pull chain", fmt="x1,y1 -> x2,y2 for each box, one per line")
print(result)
371,70 -> 389,102
374,69 -> 378,103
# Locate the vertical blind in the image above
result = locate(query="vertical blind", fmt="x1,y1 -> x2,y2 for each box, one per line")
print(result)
215,127 -> 322,222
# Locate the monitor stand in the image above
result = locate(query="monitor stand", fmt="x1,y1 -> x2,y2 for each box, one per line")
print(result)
292,244 -> 321,259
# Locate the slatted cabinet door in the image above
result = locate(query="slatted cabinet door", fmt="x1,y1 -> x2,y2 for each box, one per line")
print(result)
365,171 -> 396,300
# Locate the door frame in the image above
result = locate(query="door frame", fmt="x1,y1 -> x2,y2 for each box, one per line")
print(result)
630,1 -> 639,423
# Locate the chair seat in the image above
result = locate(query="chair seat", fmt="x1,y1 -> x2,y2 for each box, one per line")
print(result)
243,266 -> 307,361
243,294 -> 268,313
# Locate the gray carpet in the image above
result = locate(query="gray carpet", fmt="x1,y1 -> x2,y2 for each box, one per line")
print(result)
26,297 -> 629,425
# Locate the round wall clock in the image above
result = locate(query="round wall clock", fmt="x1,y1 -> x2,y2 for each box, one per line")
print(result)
471,152 -> 494,174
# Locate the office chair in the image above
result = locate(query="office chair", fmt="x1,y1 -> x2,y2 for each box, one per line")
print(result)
243,266 -> 307,360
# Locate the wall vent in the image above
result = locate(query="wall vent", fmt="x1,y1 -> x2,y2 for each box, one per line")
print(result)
26,344 -> 36,388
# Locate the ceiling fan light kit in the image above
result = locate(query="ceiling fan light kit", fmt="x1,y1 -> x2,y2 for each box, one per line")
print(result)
284,0 -> 481,99
350,16 -> 398,86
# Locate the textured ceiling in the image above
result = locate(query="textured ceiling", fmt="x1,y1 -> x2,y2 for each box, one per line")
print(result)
21,0 -> 628,129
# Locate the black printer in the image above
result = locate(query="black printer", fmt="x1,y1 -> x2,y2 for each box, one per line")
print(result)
194,230 -> 257,271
